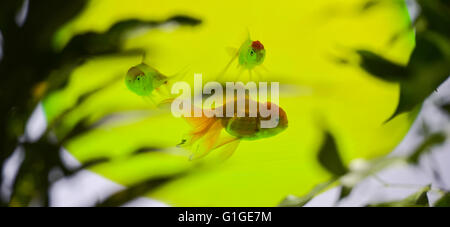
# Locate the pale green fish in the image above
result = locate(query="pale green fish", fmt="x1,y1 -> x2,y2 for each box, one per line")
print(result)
125,63 -> 170,97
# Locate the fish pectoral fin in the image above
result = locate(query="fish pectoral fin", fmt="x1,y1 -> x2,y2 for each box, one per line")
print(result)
153,86 -> 176,107
226,46 -> 239,56
218,50 -> 239,81
142,96 -> 158,107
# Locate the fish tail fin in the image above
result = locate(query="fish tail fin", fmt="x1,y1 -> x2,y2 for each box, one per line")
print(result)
168,65 -> 191,83
213,137 -> 241,161
178,118 -> 224,160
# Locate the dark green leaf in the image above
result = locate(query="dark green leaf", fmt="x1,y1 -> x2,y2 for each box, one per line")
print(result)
317,132 -> 348,177
64,157 -> 110,177
434,192 -> 450,207
357,50 -> 408,82
96,174 -> 184,207
338,186 -> 353,201
133,147 -> 163,155
61,16 -> 201,59
367,185 -> 431,207
416,0 -> 450,37
360,0 -> 379,11
278,180 -> 335,207
359,0 -> 450,122
440,103 -> 450,115
408,133 -> 446,164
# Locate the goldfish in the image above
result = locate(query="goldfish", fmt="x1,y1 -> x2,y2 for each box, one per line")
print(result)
178,98 -> 288,160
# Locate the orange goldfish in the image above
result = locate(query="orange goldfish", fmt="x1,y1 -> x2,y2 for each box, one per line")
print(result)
178,98 -> 288,160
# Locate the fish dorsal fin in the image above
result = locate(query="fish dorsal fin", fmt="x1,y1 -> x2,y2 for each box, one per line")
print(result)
246,27 -> 252,41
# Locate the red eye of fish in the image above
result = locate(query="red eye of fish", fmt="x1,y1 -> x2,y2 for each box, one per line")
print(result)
251,41 -> 264,51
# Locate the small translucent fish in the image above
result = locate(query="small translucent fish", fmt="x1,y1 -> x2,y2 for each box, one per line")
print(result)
178,98 -> 288,160
125,62 -> 186,104
238,39 -> 266,69
221,34 -> 267,80
125,63 -> 169,96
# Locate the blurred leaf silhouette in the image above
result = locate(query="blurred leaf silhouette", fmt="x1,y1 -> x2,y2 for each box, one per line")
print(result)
317,132 -> 348,177
96,174 -> 185,207
356,0 -> 450,121
434,193 -> 450,207
440,103 -> 450,115
0,0 -> 200,206
367,185 -> 430,207
279,131 -> 350,207
408,132 -> 446,164
1,0 -> 450,207
338,186 -> 353,201
280,126 -> 448,207
357,50 -> 409,82
0,0 -> 89,206
278,180 -> 335,207
313,2 -> 450,205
